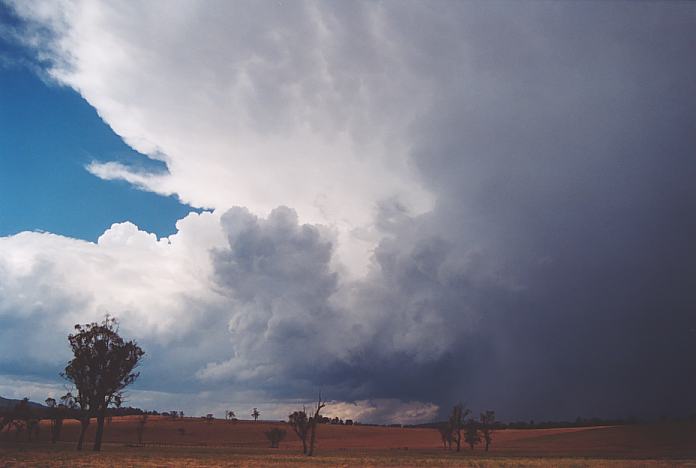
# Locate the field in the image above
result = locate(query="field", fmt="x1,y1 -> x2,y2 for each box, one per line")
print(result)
1,416 -> 695,467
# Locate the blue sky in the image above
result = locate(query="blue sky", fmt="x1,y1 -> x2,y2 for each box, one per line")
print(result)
0,9 -> 195,241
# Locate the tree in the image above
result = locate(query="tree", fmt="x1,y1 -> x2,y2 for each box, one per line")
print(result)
3,398 -> 39,442
436,423 -> 453,450
449,403 -> 470,452
251,408 -> 260,422
264,427 -> 287,448
49,392 -> 77,444
288,408 -> 310,454
45,397 -> 65,444
62,316 -> 144,451
479,410 -> 496,451
464,419 -> 481,450
225,410 -> 236,421
307,394 -> 326,456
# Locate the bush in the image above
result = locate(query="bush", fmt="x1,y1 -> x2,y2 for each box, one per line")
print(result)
265,427 -> 287,448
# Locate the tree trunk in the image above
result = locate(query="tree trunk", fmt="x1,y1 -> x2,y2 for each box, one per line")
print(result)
455,429 -> 461,452
93,409 -> 106,451
302,438 -> 307,455
485,440 -> 490,451
308,423 -> 317,456
77,417 -> 89,451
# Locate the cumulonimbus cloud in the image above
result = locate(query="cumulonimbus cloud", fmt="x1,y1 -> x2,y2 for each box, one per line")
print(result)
3,0 -> 695,422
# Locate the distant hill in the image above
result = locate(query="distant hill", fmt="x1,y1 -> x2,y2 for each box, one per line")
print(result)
0,396 -> 47,410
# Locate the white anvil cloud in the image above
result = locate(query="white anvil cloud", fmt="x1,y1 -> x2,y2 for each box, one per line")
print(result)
11,0 -> 435,277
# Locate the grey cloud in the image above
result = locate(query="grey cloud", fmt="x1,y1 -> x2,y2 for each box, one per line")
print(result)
388,1 -> 696,419
208,2 -> 696,420
207,206 -> 510,409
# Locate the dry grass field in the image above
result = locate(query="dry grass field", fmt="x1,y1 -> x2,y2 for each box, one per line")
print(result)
1,416 -> 695,467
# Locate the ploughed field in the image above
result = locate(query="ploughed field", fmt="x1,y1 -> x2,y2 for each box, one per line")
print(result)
1,416 -> 695,466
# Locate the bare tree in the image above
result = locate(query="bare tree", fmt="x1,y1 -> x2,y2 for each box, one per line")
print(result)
288,408 -> 310,454
251,408 -> 260,422
307,394 -> 326,456
479,410 -> 496,451
62,316 -> 145,451
264,427 -> 287,448
464,418 -> 481,450
449,403 -> 470,452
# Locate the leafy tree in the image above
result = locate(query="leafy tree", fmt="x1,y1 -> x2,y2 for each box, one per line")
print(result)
45,397 -> 63,443
464,419 -> 481,450
49,392 -> 77,443
2,398 -> 38,442
449,403 -> 470,452
62,316 -> 144,451
479,410 -> 496,451
251,407 -> 260,421
288,408 -> 311,454
264,427 -> 287,448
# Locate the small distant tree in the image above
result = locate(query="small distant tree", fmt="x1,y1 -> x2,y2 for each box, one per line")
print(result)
179,411 -> 184,419
288,408 -> 310,454
225,410 -> 236,421
265,427 -> 287,448
45,397 -> 66,444
464,419 -> 481,450
436,423 -> 453,450
449,403 -> 470,452
52,392 -> 77,443
62,316 -> 145,451
206,413 -> 214,423
45,398 -> 58,441
251,408 -> 260,422
479,410 -> 496,451
136,414 -> 148,444
7,398 -> 38,442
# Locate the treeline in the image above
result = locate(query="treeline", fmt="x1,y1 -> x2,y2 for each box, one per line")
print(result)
412,413 -> 696,431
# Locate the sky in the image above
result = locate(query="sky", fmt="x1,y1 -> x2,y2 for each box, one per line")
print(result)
0,1 -> 694,424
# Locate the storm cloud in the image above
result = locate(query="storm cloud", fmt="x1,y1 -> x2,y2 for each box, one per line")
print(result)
1,1 -> 694,422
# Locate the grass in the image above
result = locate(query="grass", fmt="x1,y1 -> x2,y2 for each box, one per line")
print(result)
1,443 -> 694,467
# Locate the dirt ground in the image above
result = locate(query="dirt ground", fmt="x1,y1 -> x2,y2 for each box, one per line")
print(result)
1,416 -> 695,466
